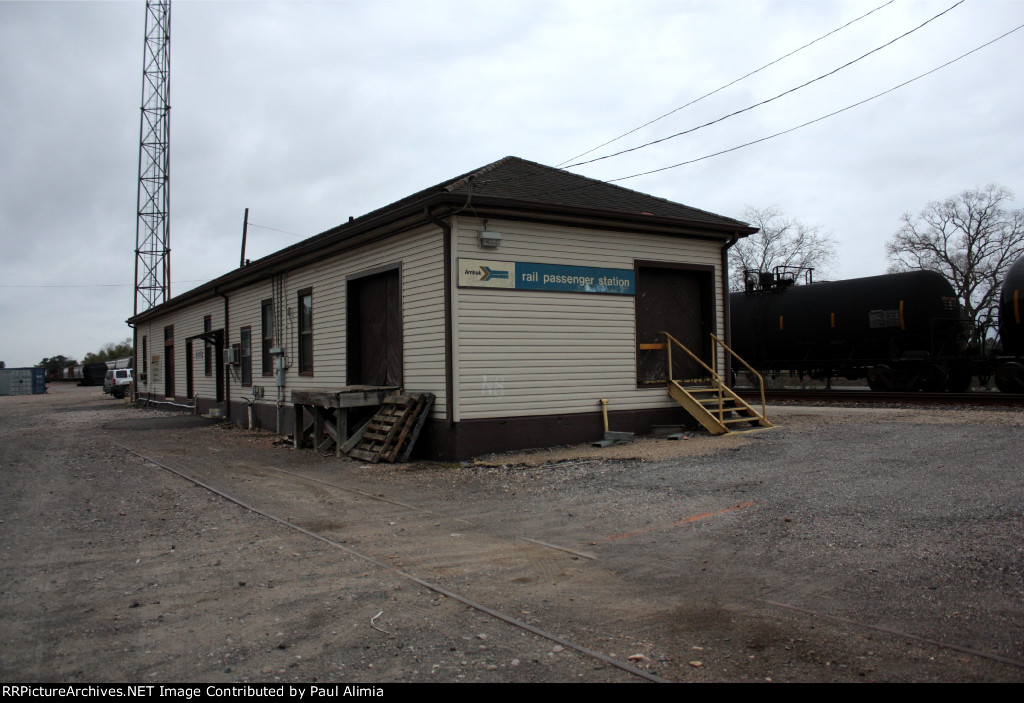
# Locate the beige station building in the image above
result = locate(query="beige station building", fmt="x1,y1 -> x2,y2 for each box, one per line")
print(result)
127,156 -> 762,459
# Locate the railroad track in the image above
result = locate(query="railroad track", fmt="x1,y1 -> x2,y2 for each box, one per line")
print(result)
112,441 -> 667,683
737,388 -> 1024,406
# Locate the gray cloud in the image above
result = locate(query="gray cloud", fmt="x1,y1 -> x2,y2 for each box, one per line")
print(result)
1,0 -> 1022,366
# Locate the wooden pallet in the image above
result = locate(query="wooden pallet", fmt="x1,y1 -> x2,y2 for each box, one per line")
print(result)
291,386 -> 400,456
347,393 -> 434,463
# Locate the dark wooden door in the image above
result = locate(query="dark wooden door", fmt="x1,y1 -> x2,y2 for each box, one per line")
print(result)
636,266 -> 713,383
348,269 -> 403,386
185,340 -> 194,399
164,326 -> 175,398
214,331 -> 225,402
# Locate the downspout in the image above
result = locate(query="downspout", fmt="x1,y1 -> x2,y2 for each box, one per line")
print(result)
424,207 -> 454,428
273,273 -> 286,435
722,234 -> 739,385
218,288 -> 231,422
128,322 -> 136,404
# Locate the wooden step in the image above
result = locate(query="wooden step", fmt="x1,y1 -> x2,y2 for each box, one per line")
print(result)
667,379 -> 773,435
348,393 -> 435,463
698,398 -> 739,407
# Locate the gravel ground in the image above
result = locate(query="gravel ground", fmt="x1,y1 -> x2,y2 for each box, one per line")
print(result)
1,385 -> 1022,683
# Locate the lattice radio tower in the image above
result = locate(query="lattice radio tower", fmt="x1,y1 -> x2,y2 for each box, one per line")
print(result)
134,0 -> 172,316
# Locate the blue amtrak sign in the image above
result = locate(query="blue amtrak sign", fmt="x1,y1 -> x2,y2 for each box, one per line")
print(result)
458,259 -> 635,295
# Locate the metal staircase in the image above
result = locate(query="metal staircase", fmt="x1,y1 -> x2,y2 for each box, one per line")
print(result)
658,332 -> 774,435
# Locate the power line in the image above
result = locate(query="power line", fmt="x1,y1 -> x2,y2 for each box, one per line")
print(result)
563,0 -> 965,170
469,20 -> 1023,204
248,12 -> 1011,239
0,280 -> 208,289
556,0 -> 896,167
606,22 -> 1024,183
247,222 -> 306,238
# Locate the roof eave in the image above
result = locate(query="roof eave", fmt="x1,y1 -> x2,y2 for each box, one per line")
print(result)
449,194 -> 758,237
128,193 -> 446,324
128,192 -> 755,325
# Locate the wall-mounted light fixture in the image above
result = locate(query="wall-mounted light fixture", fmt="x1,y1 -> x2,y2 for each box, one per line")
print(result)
478,220 -> 502,249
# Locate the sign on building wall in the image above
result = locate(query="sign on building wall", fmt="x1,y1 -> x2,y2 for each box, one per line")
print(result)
458,259 -> 635,295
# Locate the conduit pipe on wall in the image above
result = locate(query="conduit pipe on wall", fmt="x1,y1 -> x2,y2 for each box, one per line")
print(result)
140,397 -> 196,412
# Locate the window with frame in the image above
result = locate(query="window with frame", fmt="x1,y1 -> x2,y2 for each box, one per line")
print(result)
142,336 -> 148,376
298,289 -> 313,375
261,300 -> 274,376
240,327 -> 252,387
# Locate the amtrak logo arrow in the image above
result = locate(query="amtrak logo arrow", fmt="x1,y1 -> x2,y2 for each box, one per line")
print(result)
480,266 -> 510,282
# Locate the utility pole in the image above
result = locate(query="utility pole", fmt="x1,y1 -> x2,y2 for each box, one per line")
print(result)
240,207 -> 249,268
134,0 -> 172,317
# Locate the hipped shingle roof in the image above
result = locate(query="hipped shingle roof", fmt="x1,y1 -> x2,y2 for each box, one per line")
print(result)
129,156 -> 752,323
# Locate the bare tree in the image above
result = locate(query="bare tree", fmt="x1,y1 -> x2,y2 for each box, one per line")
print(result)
886,184 -> 1024,348
730,206 -> 836,291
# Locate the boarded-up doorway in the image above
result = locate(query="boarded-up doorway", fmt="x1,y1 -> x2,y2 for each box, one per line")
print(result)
635,264 -> 714,384
347,268 -> 403,387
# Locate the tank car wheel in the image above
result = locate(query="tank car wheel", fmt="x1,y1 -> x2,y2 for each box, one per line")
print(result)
867,365 -> 892,392
995,362 -> 1024,393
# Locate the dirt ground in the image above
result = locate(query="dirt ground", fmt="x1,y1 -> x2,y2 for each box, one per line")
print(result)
1,384 -> 1022,683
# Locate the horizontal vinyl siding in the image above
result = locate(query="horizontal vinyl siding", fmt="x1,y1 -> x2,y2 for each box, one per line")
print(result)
453,216 -> 726,420
135,320 -> 156,395
267,225 -> 447,418
135,224 -> 446,422
395,232 -> 446,415
189,299 -> 225,401
227,282 -> 270,401
135,299 -> 223,400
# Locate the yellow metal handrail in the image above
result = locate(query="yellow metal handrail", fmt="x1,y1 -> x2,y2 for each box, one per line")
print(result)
711,333 -> 767,420
660,331 -> 726,421
659,331 -> 768,421
661,332 -> 718,384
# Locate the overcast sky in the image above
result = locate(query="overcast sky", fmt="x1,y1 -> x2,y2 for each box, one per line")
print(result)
1,0 -> 1022,368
